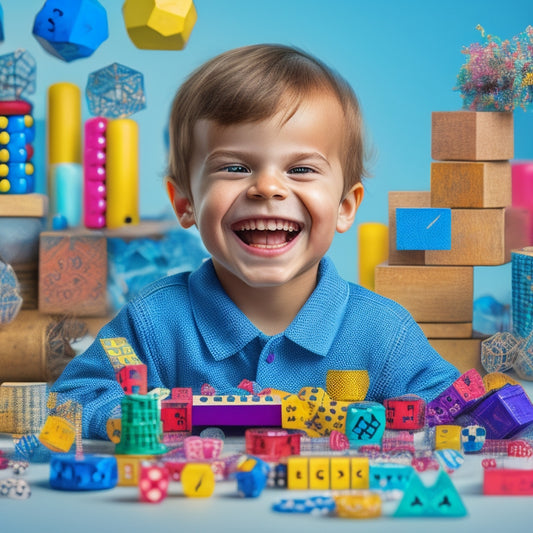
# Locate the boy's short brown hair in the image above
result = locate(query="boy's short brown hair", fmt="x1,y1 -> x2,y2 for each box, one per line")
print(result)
167,44 -> 367,200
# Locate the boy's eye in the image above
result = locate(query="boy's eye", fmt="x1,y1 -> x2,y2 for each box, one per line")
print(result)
221,164 -> 249,173
289,166 -> 314,174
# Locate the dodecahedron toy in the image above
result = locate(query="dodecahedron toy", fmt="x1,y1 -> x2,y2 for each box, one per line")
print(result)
32,0 -> 109,62
86,62 -> 146,118
122,0 -> 197,50
0,50 -> 36,100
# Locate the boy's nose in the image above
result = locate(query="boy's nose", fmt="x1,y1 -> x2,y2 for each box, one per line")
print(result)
247,171 -> 288,200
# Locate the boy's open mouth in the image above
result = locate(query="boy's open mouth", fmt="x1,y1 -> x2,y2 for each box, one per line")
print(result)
232,218 -> 301,248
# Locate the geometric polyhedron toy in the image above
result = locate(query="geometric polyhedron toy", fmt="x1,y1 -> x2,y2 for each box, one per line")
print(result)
122,0 -> 197,50
86,63 -> 146,118
32,0 -> 109,62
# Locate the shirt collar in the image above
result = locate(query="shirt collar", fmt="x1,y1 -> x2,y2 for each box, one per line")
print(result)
189,257 -> 349,361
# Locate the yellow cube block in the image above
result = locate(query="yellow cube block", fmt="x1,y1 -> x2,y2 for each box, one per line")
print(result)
38,415 -> 76,452
350,457 -> 370,489
435,425 -> 463,450
287,457 -> 309,490
181,463 -> 215,497
330,457 -> 351,490
308,457 -> 330,490
115,454 -> 154,486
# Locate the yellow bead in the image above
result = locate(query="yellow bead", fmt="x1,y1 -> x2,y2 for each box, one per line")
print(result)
25,163 -> 34,175
0,131 -> 10,144
0,178 -> 10,192
0,149 -> 9,162
0,164 -> 9,177
24,115 -> 34,127
0,116 -> 8,129
181,463 -> 215,497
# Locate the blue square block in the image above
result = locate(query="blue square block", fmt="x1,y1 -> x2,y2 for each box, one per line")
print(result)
396,207 -> 452,250
345,401 -> 386,447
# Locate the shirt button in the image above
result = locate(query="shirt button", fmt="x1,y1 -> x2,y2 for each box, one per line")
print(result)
266,353 -> 275,364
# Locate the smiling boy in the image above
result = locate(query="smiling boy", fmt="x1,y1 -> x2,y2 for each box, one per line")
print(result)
52,44 -> 459,439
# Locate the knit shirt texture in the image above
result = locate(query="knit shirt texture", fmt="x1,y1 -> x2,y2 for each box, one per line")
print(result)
51,256 -> 460,439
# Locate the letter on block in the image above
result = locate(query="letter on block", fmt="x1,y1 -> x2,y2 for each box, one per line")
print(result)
431,111 -> 513,161
396,208 -> 451,250
431,161 -> 511,208
345,402 -> 386,448
374,263 -> 473,323
39,230 -> 107,316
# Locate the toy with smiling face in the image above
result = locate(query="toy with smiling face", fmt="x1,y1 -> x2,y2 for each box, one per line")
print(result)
32,0 -> 108,62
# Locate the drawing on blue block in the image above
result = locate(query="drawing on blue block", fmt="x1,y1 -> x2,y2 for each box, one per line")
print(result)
396,207 -> 452,250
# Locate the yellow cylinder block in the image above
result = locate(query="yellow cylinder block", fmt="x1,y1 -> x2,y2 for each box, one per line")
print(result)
106,118 -> 140,229
358,222 -> 389,291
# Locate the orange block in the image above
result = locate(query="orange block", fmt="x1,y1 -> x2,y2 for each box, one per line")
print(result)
428,338 -> 485,374
374,262 -> 473,323
431,161 -> 511,208
425,208 -> 520,266
39,230 -> 107,316
431,111 -> 513,161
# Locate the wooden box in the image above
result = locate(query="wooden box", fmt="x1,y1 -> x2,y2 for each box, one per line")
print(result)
431,111 -> 513,161
431,161 -> 511,208
374,262 -> 473,323
39,230 -> 107,316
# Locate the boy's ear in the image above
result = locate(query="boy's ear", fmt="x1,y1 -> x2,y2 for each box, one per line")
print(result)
165,177 -> 196,228
336,183 -> 364,233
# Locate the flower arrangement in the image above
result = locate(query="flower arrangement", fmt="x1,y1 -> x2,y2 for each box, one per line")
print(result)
455,25 -> 533,111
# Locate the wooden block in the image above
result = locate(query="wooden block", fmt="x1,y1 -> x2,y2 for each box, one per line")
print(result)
425,208 -> 515,266
418,322 -> 472,339
374,262 -> 473,322
431,161 -> 512,208
0,193 -> 48,217
39,230 -> 108,316
506,207 -> 532,250
396,208 -> 451,250
428,338 -> 485,374
431,111 -> 513,161
12,262 -> 38,309
388,191 -> 430,265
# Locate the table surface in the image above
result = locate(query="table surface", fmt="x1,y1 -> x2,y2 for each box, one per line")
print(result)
2,378 -> 533,533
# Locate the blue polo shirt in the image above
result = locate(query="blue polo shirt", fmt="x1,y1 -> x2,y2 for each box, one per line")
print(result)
51,257 -> 459,439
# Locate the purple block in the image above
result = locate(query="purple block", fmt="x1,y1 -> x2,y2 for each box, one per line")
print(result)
467,384 -> 533,439
426,385 -> 468,426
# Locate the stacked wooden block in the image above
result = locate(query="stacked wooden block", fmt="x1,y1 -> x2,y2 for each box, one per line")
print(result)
375,111 -> 529,373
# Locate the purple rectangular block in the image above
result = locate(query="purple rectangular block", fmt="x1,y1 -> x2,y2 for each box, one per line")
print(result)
467,384 -> 533,439
426,385 -> 468,426
192,404 -> 282,427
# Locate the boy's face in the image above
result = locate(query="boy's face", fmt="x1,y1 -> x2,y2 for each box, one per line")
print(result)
168,92 -> 363,292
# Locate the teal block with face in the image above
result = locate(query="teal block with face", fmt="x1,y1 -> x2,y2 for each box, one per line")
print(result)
32,0 -> 108,62
345,401 -> 386,447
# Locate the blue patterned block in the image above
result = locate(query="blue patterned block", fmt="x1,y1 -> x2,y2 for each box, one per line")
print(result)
345,401 -> 386,447
396,207 -> 452,250
49,454 -> 117,491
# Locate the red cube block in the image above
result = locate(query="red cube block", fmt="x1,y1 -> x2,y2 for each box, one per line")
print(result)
139,462 -> 169,503
116,364 -> 147,395
384,395 -> 425,430
161,387 -> 192,432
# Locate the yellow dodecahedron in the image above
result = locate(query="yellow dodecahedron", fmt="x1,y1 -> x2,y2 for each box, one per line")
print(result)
122,0 -> 197,50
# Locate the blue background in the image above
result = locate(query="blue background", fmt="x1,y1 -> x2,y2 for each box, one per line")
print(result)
3,0 -> 532,303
